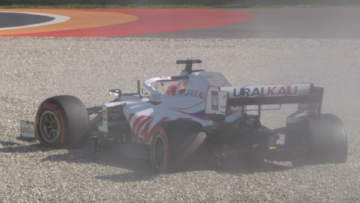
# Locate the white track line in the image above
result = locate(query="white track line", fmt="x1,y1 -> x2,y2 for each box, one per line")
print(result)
0,11 -> 70,31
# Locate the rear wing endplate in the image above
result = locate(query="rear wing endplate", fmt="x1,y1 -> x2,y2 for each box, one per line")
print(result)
205,87 -> 229,115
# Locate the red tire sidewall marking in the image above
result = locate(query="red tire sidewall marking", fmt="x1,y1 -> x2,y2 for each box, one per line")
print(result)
36,102 -> 66,148
151,127 -> 170,173
159,127 -> 170,173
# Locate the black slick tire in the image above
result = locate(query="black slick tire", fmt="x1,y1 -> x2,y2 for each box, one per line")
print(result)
307,114 -> 348,164
150,120 -> 207,173
35,95 -> 90,149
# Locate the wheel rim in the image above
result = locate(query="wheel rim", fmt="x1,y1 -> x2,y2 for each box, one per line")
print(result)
153,135 -> 166,169
39,110 -> 60,143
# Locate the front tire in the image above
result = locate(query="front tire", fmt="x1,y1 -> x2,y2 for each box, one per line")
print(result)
150,120 -> 207,173
35,95 -> 90,148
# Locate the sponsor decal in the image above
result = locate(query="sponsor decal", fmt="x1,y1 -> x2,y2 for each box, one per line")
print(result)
233,86 -> 298,97
184,89 -> 207,99
211,91 -> 219,111
21,124 -> 35,136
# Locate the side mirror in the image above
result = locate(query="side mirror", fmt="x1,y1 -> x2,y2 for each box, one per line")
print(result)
109,89 -> 121,96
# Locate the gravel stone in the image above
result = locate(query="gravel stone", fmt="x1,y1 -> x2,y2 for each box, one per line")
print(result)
0,37 -> 359,202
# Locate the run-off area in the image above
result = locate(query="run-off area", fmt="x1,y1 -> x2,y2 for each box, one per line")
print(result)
0,37 -> 359,202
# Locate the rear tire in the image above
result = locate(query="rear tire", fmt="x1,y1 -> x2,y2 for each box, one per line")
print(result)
35,95 -> 90,148
307,114 -> 348,164
150,120 -> 207,173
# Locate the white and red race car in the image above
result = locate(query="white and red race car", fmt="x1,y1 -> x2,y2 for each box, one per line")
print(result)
19,59 -> 348,173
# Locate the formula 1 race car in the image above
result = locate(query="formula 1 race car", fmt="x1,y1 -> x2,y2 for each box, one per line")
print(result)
19,59 -> 348,173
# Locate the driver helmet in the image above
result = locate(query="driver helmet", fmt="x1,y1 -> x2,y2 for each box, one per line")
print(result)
165,84 -> 177,95
178,84 -> 186,93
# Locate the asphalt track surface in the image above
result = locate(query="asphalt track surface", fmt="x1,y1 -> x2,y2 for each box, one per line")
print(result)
0,13 -> 54,29
1,8 -> 360,38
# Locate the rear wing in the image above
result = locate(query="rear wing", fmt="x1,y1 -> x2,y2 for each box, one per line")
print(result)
205,83 -> 324,119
